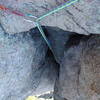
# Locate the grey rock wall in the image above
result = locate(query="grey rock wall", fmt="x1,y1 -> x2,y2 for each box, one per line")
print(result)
0,26 -> 58,100
0,0 -> 100,34
54,34 -> 100,100
0,18 -> 100,100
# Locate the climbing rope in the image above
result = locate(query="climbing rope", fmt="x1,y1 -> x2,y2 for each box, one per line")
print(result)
0,0 -> 78,50
35,22 -> 52,50
36,0 -> 78,50
36,0 -> 78,21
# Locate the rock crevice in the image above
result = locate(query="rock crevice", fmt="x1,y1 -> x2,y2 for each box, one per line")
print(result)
0,25 -> 100,100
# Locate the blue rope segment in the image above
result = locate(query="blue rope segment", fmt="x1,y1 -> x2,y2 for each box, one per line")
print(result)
36,0 -> 78,21
35,22 -> 52,50
35,0 -> 78,50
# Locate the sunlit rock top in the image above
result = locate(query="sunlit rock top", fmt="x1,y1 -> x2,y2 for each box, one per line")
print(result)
0,0 -> 100,34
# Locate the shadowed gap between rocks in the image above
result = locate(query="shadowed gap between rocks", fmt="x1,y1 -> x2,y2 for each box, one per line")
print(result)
35,26 -> 100,100
0,24 -> 99,100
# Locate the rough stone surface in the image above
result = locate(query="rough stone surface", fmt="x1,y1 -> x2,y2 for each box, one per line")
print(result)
54,34 -> 100,100
0,0 -> 100,34
0,11 -> 100,99
0,26 -> 58,100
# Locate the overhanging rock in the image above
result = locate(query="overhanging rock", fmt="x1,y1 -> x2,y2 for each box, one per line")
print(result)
0,0 -> 99,34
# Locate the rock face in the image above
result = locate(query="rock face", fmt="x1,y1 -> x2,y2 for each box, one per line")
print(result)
0,26 -> 58,100
54,34 -> 100,100
0,19 -> 100,100
0,0 -> 100,34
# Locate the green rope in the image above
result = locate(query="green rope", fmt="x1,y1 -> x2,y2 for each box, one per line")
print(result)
35,22 -> 53,50
36,0 -> 78,21
35,0 -> 78,50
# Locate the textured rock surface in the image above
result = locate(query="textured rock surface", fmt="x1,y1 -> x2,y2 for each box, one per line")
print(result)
0,26 -> 58,100
0,0 -> 100,34
54,34 -> 100,100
